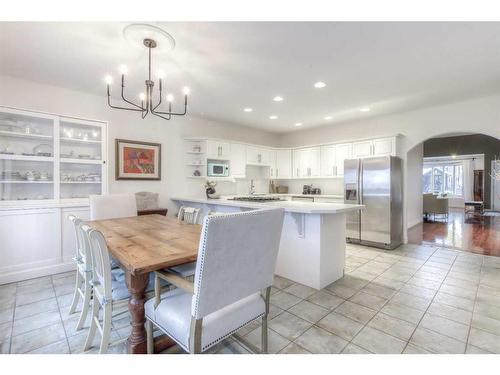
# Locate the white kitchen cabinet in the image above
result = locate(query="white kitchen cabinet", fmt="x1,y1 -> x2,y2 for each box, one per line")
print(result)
320,145 -> 336,177
207,140 -> 231,160
0,204 -> 89,284
230,143 -> 247,178
373,137 -> 395,156
275,149 -> 292,179
352,140 -> 373,158
246,146 -> 270,166
334,143 -> 352,177
294,147 -> 320,178
269,149 -> 276,178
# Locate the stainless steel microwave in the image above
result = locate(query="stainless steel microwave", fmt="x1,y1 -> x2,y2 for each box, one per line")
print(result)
207,162 -> 229,177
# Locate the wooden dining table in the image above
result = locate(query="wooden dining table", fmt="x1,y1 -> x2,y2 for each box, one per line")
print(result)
87,214 -> 201,354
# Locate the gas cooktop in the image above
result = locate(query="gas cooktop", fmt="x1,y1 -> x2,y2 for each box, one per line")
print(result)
228,196 -> 283,202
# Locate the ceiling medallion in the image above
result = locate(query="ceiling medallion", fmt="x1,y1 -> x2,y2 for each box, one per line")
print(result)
104,24 -> 188,120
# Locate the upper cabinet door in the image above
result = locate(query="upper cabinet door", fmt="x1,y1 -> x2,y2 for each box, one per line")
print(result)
309,147 -> 321,177
372,137 -> 395,156
335,143 -> 352,177
268,149 -> 277,178
294,147 -> 320,177
246,146 -> 270,165
230,143 -> 246,178
207,140 -> 231,159
352,140 -> 373,158
275,149 -> 292,179
320,145 -> 336,177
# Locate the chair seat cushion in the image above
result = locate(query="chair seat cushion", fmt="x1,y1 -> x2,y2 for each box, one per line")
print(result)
168,262 -> 196,278
145,290 -> 265,352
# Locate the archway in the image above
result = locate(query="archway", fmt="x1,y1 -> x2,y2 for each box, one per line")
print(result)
404,132 -> 500,255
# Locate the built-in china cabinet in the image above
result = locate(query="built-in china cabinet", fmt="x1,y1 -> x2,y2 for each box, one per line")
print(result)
0,106 -> 107,283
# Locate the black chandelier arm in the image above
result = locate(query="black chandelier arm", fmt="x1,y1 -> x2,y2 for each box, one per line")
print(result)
141,99 -> 150,119
107,92 -> 143,112
151,111 -> 172,121
153,103 -> 188,116
120,75 -> 144,111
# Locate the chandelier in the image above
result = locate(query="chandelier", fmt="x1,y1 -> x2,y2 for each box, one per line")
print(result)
105,24 -> 189,120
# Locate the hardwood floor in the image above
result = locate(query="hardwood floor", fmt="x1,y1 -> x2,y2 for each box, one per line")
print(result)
408,208 -> 500,256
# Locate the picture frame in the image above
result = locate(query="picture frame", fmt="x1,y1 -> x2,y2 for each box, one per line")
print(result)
115,139 -> 161,180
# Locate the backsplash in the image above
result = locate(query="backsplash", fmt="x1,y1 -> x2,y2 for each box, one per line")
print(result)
185,166 -> 344,197
276,178 -> 344,195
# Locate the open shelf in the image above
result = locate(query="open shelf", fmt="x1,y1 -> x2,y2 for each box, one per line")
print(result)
0,154 -> 54,162
60,137 -> 102,144
0,130 -> 53,140
60,158 -> 102,165
60,181 -> 101,184
0,180 -> 53,184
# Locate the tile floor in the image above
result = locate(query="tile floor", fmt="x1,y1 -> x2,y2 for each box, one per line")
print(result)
1,243 -> 500,354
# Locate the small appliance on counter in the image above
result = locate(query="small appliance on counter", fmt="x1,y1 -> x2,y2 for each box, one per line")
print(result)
207,161 -> 229,177
303,184 -> 321,195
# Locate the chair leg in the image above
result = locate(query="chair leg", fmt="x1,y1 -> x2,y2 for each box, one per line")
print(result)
75,277 -> 92,331
261,315 -> 268,354
146,320 -> 154,354
99,304 -> 112,354
84,297 -> 99,351
68,271 -> 83,315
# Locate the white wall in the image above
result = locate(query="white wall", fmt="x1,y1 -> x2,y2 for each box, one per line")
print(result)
0,75 -> 280,214
279,94 -> 500,241
406,143 -> 423,228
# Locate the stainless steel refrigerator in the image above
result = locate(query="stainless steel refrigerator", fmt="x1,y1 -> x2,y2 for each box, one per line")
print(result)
344,156 -> 403,249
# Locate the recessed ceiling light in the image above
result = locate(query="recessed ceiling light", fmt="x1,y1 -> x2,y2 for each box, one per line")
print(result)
243,108 -> 253,112
324,116 -> 332,120
269,115 -> 278,120
273,96 -> 284,102
314,81 -> 326,89
359,107 -> 371,112
295,123 -> 303,127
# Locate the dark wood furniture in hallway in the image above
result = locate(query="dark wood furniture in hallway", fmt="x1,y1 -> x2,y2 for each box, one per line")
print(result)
408,208 -> 500,256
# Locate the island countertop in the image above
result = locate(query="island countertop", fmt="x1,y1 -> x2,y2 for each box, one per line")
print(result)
171,196 -> 364,214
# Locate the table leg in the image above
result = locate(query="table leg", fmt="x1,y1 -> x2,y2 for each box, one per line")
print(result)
125,271 -> 149,354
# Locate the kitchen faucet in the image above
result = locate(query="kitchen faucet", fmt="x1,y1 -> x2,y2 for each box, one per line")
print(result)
249,179 -> 256,195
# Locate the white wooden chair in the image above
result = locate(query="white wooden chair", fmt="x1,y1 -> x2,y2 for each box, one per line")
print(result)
89,194 -> 138,220
145,208 -> 285,354
177,206 -> 200,224
67,215 -> 93,331
168,206 -> 201,278
81,224 -> 131,354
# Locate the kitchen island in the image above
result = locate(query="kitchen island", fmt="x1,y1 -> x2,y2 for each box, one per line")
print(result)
171,196 -> 363,289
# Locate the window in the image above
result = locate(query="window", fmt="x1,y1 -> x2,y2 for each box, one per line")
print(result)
423,162 -> 463,197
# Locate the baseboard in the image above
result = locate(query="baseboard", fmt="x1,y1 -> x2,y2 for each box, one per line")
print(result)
0,262 -> 75,285
408,218 -> 423,229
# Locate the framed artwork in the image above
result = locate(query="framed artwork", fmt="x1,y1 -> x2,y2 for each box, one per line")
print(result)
115,139 -> 161,180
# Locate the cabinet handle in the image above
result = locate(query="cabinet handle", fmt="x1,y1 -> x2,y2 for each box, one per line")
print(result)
296,168 -> 299,177
276,168 -> 279,177
332,166 -> 335,176
258,154 -> 261,163
308,167 -> 311,176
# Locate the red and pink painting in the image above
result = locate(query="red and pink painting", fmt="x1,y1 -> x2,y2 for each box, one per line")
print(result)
116,139 -> 161,180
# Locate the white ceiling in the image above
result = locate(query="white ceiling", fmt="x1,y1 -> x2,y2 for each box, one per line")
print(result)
1,22 -> 500,133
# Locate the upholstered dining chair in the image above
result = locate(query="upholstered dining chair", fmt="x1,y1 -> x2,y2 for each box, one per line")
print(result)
89,193 -> 138,220
67,215 -> 93,331
81,224 -> 131,354
144,208 -> 285,354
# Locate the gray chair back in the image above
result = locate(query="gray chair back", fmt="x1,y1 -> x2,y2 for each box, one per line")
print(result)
191,208 -> 284,319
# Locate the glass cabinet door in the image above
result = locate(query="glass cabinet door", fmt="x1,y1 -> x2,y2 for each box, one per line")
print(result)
0,108 -> 55,201
59,118 -> 105,200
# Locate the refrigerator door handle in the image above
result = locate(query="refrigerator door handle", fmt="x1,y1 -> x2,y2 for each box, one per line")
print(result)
359,160 -> 363,205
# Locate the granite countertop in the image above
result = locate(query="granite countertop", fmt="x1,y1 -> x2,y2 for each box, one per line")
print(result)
171,196 -> 363,214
